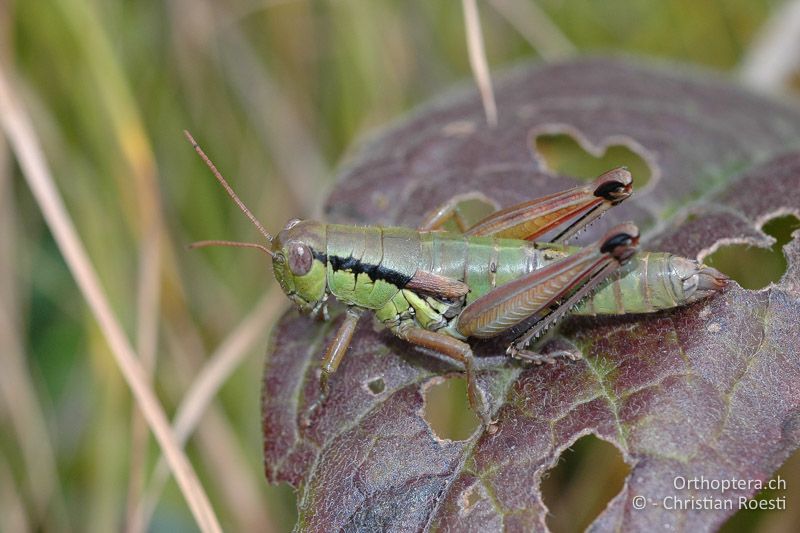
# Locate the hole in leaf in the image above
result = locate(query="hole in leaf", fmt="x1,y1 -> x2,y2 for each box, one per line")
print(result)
541,434 -> 630,532
465,485 -> 481,509
366,377 -> 385,395
704,214 -> 800,290
534,133 -> 652,189
458,482 -> 484,515
719,446 -> 799,532
434,195 -> 498,233
422,376 -> 480,441
447,198 -> 497,232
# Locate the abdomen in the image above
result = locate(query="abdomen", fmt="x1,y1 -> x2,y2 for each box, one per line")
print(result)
573,252 -> 684,315
418,232 -> 544,304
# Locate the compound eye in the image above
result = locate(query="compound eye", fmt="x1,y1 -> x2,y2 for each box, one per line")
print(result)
288,242 -> 313,276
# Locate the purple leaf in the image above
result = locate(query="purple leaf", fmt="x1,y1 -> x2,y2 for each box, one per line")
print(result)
262,58 -> 800,531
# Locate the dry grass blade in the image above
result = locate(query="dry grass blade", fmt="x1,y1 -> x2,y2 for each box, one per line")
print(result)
0,304 -> 64,529
462,0 -> 498,126
487,0 -> 576,60
0,451 -> 30,533
0,141 -> 68,532
0,66 -> 221,533
134,286 -> 286,529
739,0 -> 800,91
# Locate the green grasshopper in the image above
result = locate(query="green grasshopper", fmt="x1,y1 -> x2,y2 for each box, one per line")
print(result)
186,132 -> 727,427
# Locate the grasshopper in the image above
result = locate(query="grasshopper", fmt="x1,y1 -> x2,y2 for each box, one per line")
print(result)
186,132 -> 727,427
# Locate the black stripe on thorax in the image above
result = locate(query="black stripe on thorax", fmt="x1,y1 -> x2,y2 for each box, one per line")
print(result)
328,254 -> 412,288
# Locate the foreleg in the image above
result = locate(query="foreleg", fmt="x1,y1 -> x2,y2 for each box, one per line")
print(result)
302,307 -> 363,427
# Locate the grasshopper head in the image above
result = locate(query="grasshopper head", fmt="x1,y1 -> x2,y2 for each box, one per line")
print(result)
183,132 -> 331,315
272,219 -> 328,313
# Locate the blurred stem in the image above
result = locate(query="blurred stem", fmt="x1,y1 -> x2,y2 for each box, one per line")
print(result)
739,0 -> 800,92
487,0 -> 576,60
462,0 -> 498,126
87,335 -> 128,533
0,450 -> 31,533
0,163 -> 69,531
125,233 -> 162,532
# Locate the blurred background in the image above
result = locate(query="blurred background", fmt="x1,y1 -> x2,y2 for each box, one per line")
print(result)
1,0 -> 799,531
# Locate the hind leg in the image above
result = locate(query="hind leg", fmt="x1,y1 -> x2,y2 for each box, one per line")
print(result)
420,167 -> 632,242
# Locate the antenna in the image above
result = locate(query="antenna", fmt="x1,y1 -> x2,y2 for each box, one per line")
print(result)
188,240 -> 274,257
184,130 -> 275,252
